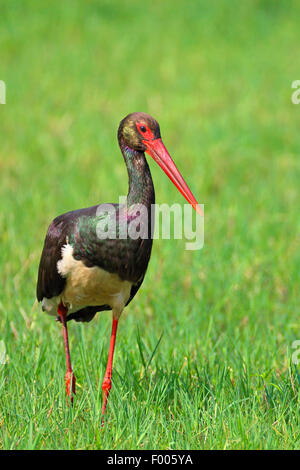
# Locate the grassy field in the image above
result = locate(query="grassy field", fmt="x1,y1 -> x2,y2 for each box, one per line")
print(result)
0,0 -> 300,450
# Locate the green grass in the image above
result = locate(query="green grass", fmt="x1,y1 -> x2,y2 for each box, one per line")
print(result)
0,0 -> 300,450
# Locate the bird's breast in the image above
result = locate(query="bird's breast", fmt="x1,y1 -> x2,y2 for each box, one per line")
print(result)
56,244 -> 132,315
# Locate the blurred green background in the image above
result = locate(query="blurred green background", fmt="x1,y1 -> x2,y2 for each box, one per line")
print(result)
0,0 -> 299,449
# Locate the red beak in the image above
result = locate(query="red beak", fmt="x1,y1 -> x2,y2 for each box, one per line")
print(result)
144,138 -> 203,216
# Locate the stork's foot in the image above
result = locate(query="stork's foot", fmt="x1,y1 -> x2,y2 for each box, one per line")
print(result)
100,316 -> 119,426
101,381 -> 111,426
65,370 -> 76,406
102,376 -> 112,416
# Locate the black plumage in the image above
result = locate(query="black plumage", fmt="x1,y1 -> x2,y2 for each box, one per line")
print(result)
36,205 -> 153,322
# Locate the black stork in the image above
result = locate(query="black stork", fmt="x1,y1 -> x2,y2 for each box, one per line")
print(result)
36,112 -> 202,420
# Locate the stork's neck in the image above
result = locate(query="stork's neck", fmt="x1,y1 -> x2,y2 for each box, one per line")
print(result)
120,141 -> 155,208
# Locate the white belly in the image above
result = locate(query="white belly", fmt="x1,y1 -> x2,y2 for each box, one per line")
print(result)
42,244 -> 132,318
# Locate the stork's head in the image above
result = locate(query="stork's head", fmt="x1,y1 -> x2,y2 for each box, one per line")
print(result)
118,112 -> 202,216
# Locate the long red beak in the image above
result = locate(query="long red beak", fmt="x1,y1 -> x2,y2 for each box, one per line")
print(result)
144,138 -> 203,216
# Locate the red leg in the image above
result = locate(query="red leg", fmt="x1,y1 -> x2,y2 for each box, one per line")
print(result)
101,316 -> 119,422
57,302 -> 76,406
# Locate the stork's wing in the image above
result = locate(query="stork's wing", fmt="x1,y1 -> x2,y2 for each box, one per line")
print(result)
36,205 -> 99,302
37,216 -> 70,301
71,206 -> 153,284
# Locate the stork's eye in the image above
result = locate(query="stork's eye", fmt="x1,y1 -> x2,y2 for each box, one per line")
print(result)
137,122 -> 155,140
